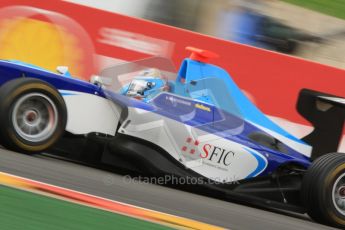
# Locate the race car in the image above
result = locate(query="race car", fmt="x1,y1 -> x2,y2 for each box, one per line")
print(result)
0,47 -> 344,228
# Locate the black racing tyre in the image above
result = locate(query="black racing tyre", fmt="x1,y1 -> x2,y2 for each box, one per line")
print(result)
0,78 -> 67,153
301,152 -> 345,228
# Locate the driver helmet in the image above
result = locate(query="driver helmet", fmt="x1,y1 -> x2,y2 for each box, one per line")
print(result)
125,68 -> 168,101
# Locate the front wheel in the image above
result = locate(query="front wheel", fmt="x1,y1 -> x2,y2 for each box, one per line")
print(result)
302,152 -> 345,228
0,78 -> 67,153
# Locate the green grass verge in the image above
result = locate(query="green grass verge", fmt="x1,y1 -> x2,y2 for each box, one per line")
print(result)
282,0 -> 345,20
0,185 -> 173,230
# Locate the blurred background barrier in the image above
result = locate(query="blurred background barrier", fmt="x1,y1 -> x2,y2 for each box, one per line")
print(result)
0,0 -> 344,151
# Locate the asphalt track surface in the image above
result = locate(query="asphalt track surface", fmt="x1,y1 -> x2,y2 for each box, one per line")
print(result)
0,148 -> 338,230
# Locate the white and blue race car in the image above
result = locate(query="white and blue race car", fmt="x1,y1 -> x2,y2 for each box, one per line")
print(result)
0,47 -> 344,228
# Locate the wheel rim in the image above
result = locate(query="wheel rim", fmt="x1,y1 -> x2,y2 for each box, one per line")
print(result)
332,172 -> 345,216
11,93 -> 58,143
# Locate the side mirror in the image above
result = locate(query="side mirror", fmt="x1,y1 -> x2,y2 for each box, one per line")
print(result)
90,75 -> 103,86
147,81 -> 156,89
56,66 -> 69,75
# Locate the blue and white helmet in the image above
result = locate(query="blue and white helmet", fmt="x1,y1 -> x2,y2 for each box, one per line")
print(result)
124,68 -> 168,102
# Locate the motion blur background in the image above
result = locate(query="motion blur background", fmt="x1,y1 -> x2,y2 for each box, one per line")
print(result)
68,0 -> 345,69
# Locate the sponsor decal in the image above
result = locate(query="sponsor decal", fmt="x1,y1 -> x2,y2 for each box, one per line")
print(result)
200,143 -> 236,167
181,137 -> 236,169
181,136 -> 267,177
165,95 -> 192,106
195,103 -> 211,112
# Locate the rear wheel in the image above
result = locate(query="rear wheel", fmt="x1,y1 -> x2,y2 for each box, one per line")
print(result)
0,78 -> 67,153
302,152 -> 345,228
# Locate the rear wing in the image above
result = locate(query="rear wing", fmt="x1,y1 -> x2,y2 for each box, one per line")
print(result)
297,89 -> 345,160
